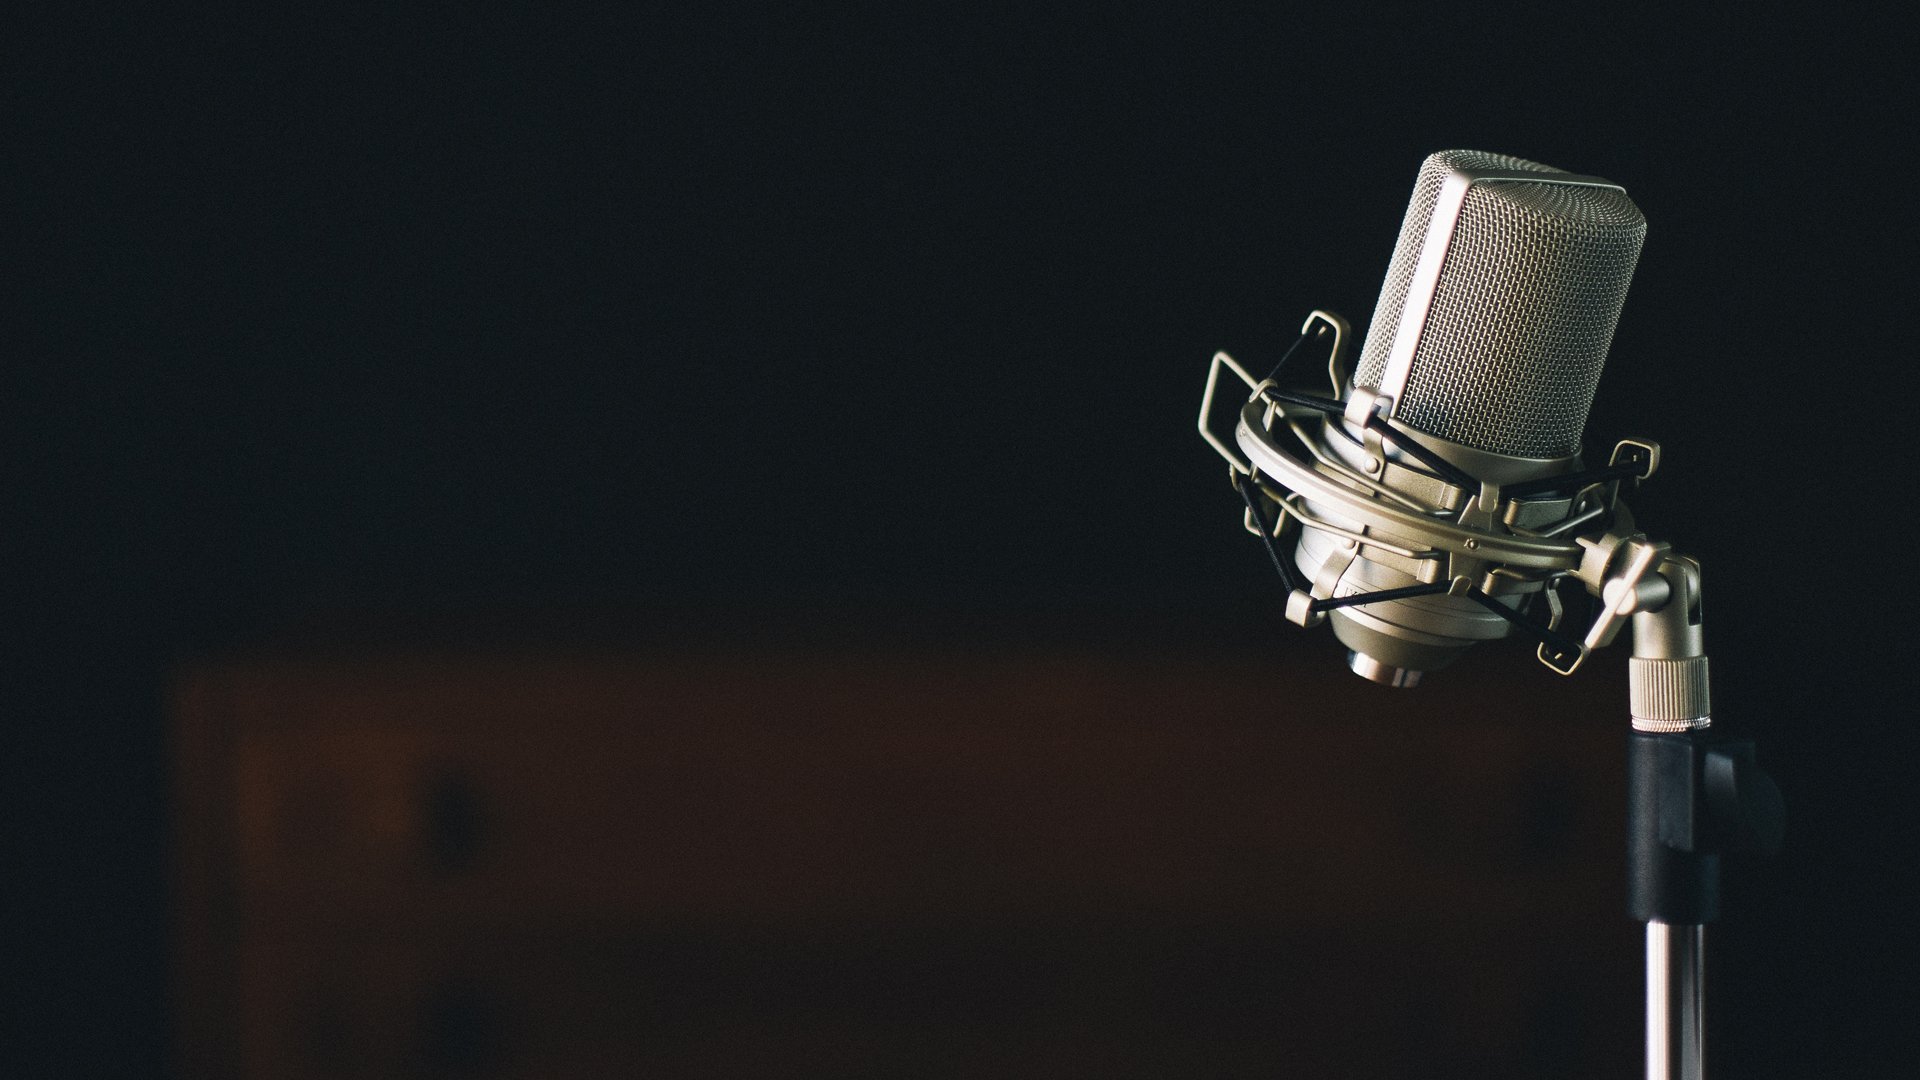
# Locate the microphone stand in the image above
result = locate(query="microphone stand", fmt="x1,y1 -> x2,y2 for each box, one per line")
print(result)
1608,547 -> 1782,1080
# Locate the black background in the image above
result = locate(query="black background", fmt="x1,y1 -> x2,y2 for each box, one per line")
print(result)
12,6 -> 1916,1076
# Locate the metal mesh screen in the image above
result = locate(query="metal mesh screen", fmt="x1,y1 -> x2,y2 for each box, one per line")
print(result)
1353,150 -> 1647,458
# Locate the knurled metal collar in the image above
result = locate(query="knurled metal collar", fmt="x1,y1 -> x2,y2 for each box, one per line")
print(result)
1629,656 -> 1711,731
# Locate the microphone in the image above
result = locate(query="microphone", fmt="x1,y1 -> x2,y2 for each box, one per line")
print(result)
1199,149 -> 1653,686
1198,153 -> 1778,1078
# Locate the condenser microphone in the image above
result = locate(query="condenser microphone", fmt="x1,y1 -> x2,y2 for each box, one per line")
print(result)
1202,151 -> 1777,1080
1199,149 -> 1653,686
1310,150 -> 1648,684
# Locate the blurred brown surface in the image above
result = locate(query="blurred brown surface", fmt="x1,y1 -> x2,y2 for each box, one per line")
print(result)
174,632 -> 1639,1078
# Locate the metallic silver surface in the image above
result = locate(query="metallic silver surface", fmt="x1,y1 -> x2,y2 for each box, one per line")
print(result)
1588,538 -> 1671,652
1321,415 -> 1579,501
1625,556 -> 1708,726
1307,309 -> 1354,395
1329,607 -> 1473,676
1234,400 -> 1586,572
1355,149 -> 1646,459
1646,922 -> 1705,1080
1630,556 -> 1706,660
1349,416 -> 1578,487
1630,656 -> 1712,728
1373,163 -> 1625,427
1346,650 -> 1423,687
1634,561 -> 1711,1076
1197,350 -> 1262,475
1199,333 -> 1669,679
1631,717 -> 1708,735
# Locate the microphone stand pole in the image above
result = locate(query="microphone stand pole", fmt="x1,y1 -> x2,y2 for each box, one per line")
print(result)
1618,551 -> 1781,1080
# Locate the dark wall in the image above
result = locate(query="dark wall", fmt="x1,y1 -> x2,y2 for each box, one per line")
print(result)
14,7 -> 1914,1075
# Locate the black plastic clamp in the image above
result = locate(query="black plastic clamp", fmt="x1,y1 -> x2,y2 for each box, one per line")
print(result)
1626,730 -> 1784,924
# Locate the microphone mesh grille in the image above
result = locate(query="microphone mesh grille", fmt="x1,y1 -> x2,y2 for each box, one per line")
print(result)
1353,150 -> 1647,458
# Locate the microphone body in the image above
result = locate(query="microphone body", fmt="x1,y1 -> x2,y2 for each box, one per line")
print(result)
1283,150 -> 1647,684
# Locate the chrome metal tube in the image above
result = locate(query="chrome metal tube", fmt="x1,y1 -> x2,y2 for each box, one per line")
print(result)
1646,922 -> 1704,1080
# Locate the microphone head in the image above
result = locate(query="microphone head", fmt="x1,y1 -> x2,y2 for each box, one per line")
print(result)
1353,149 -> 1647,463
1309,151 -> 1647,685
